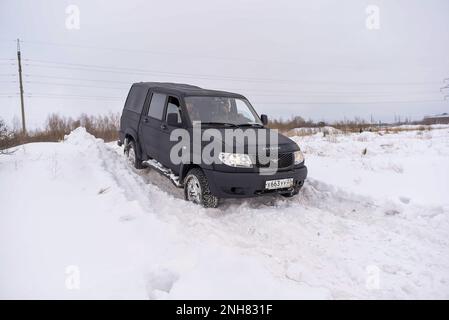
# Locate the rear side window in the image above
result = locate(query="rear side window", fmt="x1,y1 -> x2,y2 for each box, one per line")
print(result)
124,85 -> 147,113
148,93 -> 167,120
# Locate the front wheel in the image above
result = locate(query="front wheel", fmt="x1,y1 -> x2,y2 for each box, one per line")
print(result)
184,168 -> 219,208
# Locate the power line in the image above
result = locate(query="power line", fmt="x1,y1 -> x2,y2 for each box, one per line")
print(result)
253,99 -> 447,105
20,90 -> 446,105
199,85 -> 446,96
22,74 -> 442,97
243,91 -> 441,98
21,83 -> 445,102
26,92 -> 123,100
18,39 -> 342,68
20,39 -> 288,65
21,92 -> 443,102
19,39 -> 448,72
23,73 -> 441,94
24,59 -> 294,83
22,84 -> 442,99
8,44 -> 447,107
23,59 -> 442,86
24,74 -> 132,84
25,96 -> 122,101
24,80 -> 126,90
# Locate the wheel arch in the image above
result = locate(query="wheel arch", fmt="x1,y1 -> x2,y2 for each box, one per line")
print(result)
179,163 -> 202,183
124,129 -> 144,159
124,128 -> 138,143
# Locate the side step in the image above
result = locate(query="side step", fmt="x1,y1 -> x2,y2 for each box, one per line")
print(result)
142,159 -> 183,188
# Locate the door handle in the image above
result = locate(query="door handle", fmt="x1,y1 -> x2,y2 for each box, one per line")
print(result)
161,123 -> 167,130
143,117 -> 149,123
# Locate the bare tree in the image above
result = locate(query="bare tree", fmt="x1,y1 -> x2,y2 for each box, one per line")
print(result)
0,118 -> 17,155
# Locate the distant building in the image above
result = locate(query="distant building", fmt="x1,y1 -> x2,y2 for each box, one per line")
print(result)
422,113 -> 449,125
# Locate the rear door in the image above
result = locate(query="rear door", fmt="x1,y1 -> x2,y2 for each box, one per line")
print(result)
139,92 -> 167,160
159,95 -> 183,172
120,84 -> 147,141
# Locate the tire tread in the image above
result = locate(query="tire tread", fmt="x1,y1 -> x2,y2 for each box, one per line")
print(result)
184,168 -> 219,208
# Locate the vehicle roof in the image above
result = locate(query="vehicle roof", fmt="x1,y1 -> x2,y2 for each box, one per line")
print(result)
132,82 -> 246,99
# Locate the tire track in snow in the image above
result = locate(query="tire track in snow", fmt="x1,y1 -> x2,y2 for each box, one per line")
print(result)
93,140 -> 449,299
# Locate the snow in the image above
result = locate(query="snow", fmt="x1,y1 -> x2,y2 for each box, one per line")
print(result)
291,125 -> 449,206
143,158 -> 181,187
1,126 -> 449,299
287,126 -> 342,136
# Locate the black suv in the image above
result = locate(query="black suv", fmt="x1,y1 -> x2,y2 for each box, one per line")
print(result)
118,82 -> 307,208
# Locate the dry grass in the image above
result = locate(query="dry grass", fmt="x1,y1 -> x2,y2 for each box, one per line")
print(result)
268,116 -> 317,132
284,128 -> 316,137
269,116 -> 435,137
269,116 -> 375,134
0,113 -> 119,151
2,113 -> 437,152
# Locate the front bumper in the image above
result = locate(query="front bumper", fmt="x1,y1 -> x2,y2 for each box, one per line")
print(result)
203,165 -> 308,198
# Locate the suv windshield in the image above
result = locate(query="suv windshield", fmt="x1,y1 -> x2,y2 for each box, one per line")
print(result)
184,96 -> 263,126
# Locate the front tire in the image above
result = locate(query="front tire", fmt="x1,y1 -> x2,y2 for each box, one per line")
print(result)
124,139 -> 143,169
184,168 -> 219,208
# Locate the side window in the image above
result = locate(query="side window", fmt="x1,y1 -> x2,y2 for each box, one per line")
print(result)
124,85 -> 147,113
147,93 -> 166,120
165,96 -> 182,123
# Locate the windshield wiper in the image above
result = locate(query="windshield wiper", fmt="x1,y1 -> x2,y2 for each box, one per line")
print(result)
236,123 -> 264,128
200,122 -> 239,128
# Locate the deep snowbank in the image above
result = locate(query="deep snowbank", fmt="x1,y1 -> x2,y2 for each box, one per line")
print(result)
291,126 -> 449,206
1,127 -> 448,299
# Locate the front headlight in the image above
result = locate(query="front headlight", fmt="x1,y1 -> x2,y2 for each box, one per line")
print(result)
294,150 -> 305,164
218,152 -> 253,168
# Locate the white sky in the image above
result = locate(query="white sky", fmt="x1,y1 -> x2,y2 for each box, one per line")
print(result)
1,0 -> 448,128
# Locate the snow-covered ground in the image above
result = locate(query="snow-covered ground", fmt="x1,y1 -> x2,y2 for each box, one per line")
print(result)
1,126 -> 448,299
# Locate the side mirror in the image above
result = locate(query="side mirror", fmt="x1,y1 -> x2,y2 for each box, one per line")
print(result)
167,113 -> 180,126
260,114 -> 268,125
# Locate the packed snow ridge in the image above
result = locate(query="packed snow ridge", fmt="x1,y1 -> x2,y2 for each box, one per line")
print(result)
1,125 -> 448,299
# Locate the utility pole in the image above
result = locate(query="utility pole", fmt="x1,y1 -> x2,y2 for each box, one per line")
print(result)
17,38 -> 26,134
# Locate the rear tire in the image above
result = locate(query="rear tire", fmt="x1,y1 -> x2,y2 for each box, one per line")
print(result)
184,168 -> 219,208
124,139 -> 144,169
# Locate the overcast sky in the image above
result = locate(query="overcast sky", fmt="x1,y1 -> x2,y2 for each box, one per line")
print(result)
1,0 -> 448,128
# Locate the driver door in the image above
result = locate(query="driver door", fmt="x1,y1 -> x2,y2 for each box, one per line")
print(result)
159,95 -> 183,172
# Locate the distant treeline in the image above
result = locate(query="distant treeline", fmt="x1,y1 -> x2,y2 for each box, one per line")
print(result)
1,113 -> 447,152
267,115 -> 446,132
0,113 -> 119,151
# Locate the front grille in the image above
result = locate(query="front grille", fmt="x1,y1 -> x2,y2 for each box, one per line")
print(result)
278,152 -> 294,168
254,152 -> 294,169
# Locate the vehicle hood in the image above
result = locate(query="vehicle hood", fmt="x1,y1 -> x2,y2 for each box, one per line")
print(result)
198,127 -> 299,154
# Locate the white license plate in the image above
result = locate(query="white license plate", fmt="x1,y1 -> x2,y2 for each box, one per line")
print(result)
265,178 -> 293,190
